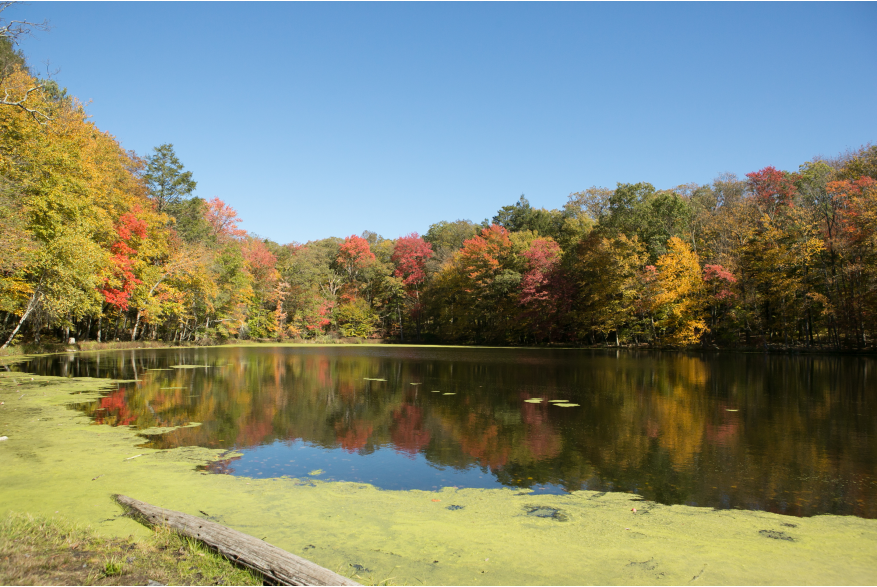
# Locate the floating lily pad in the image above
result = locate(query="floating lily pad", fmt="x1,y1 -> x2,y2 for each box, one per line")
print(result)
138,422 -> 199,435
364,378 -> 387,381
443,392 -> 456,395
524,399 -> 543,403
170,365 -> 210,369
553,403 -> 580,407
547,400 -> 568,403
308,469 -> 324,476
409,383 -> 422,386
431,390 -> 442,393
137,426 -> 180,435
726,409 -> 739,412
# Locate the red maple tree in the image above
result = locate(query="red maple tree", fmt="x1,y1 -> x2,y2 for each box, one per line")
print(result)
391,233 -> 433,287
206,197 -> 247,242
746,166 -> 797,214
337,235 -> 376,282
100,207 -> 147,310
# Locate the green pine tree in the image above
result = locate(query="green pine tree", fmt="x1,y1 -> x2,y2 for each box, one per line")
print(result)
144,143 -> 197,214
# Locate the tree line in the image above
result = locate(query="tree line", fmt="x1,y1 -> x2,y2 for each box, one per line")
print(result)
1,15 -> 876,350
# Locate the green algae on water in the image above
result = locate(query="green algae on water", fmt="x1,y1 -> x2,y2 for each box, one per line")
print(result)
2,368 -> 877,587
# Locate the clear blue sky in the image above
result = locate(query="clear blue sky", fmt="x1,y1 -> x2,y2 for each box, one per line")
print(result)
11,2 -> 877,244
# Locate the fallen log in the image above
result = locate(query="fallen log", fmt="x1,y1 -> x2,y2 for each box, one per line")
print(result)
114,494 -> 360,586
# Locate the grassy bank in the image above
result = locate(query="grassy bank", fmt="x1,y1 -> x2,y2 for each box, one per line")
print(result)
0,512 -> 260,586
0,340 -> 199,359
2,337 -> 874,362
0,336 -> 380,359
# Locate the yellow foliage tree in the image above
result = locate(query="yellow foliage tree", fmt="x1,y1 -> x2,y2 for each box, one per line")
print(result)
651,236 -> 708,346
1,66 -> 156,346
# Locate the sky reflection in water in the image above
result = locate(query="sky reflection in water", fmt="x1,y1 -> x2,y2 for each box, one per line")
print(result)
20,346 -> 877,518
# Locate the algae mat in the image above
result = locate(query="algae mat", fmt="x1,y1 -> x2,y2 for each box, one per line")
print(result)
1,371 -> 875,585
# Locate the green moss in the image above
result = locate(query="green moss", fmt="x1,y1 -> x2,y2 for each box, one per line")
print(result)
1,370 -> 876,585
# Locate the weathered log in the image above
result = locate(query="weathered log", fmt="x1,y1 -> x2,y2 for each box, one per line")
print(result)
114,494 -> 360,586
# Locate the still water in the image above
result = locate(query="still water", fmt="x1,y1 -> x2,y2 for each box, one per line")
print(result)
17,346 -> 877,518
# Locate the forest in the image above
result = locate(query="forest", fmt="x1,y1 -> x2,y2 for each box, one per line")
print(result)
1,31 -> 876,351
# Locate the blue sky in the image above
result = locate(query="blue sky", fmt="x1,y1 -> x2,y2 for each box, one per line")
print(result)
11,2 -> 877,244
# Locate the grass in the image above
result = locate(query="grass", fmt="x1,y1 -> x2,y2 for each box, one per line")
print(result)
102,556 -> 124,577
0,335 -> 385,359
0,511 -> 262,586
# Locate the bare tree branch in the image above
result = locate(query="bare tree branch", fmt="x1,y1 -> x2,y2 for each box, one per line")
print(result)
0,2 -> 52,122
1,82 -> 51,121
0,2 -> 50,44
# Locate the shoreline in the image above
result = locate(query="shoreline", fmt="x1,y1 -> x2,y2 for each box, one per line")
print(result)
2,338 -> 876,362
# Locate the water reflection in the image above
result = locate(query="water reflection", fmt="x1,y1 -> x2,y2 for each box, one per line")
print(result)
19,346 -> 877,518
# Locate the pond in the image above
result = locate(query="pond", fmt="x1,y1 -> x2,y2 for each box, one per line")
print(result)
17,345 -> 877,519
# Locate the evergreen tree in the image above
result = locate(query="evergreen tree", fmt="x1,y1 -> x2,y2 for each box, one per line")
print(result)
144,143 -> 197,214
0,36 -> 26,79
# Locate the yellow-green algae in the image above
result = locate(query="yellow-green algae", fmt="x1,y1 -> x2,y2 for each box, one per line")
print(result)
1,370 -> 876,585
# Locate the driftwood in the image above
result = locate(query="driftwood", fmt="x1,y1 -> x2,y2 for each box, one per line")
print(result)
114,494 -> 359,586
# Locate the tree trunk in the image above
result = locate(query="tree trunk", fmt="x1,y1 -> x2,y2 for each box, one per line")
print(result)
114,495 -> 359,586
131,310 -> 142,341
398,304 -> 404,342
1,290 -> 40,349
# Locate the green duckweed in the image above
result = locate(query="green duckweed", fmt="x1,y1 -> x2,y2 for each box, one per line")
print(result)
2,368 -> 876,586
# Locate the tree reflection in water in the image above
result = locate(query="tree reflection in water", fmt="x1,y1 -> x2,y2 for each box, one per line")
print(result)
21,346 -> 877,518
